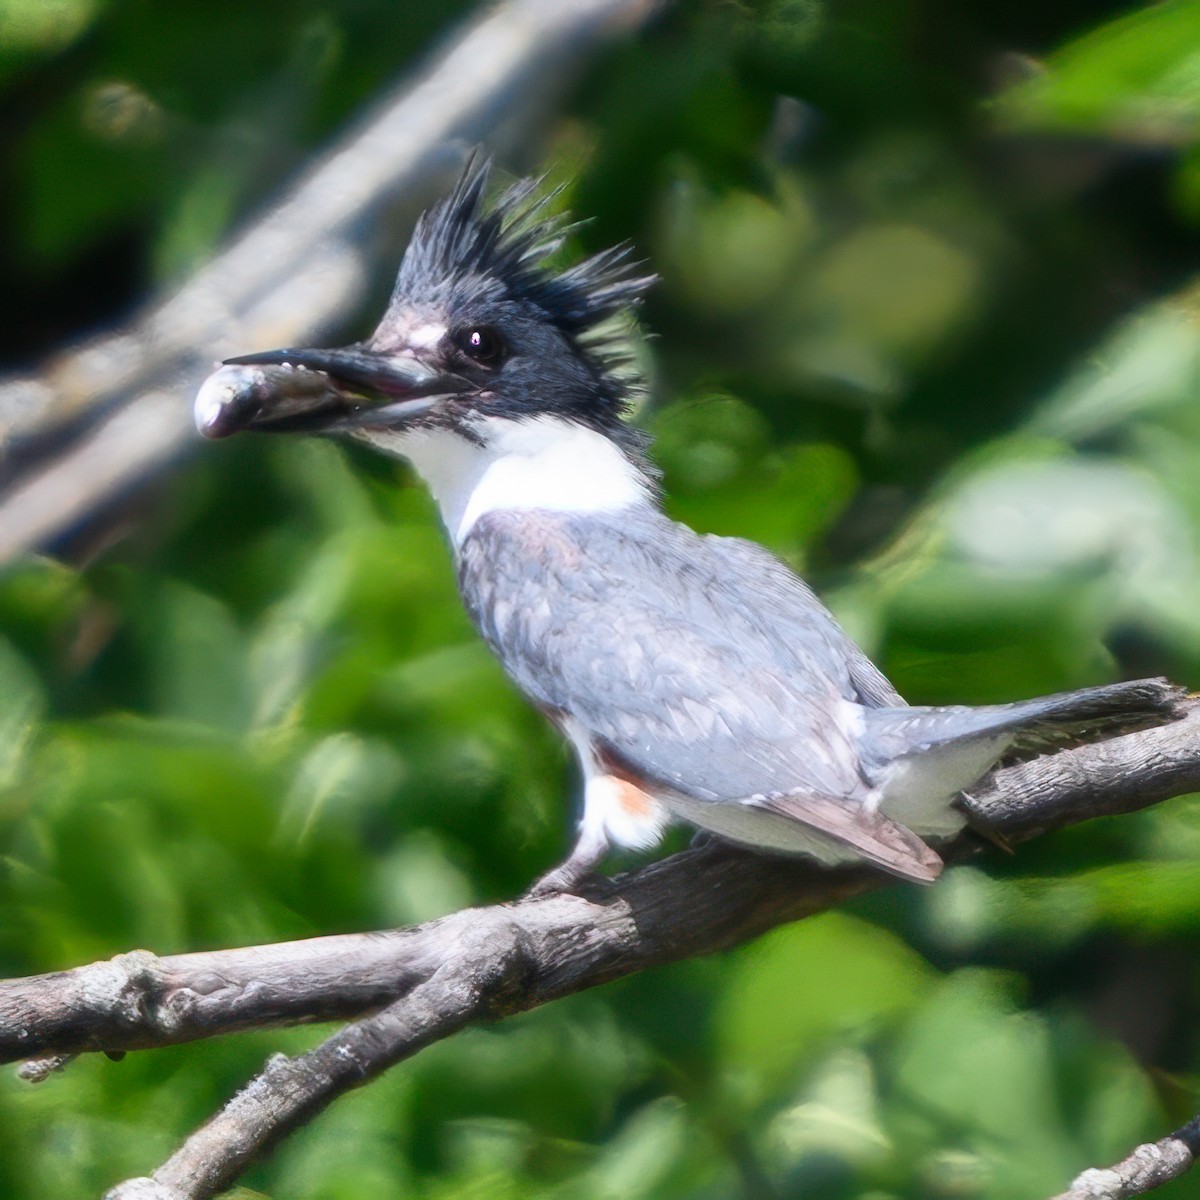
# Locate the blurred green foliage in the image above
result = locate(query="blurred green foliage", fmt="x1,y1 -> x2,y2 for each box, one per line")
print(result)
3,0 -> 1200,1196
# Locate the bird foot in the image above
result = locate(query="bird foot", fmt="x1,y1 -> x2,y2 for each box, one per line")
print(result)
524,862 -> 602,899
525,824 -> 613,898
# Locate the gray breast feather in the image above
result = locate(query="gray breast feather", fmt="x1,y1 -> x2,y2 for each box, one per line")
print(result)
457,508 -> 887,805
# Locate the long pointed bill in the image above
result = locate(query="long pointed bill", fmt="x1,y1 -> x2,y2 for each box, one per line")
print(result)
194,346 -> 465,439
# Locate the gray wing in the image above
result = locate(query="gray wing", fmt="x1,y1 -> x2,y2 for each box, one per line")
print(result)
457,509 -> 884,805
709,535 -> 905,709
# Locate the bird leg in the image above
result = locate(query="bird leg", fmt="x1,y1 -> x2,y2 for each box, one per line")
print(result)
524,822 -> 610,898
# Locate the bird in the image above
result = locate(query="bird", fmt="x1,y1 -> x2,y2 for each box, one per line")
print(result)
194,160 -> 1181,894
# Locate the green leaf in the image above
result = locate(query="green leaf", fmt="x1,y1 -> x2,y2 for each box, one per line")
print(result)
0,638 -> 45,792
998,0 -> 1200,143
715,913 -> 934,1097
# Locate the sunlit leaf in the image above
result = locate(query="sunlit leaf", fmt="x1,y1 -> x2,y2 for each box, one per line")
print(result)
998,0 -> 1200,143
0,639 -> 44,792
715,913 -> 934,1098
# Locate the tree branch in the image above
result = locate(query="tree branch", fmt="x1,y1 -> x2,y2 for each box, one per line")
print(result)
1050,1116 -> 1200,1200
104,939 -> 515,1200
0,690 -> 1194,1197
5,692 -> 1195,1064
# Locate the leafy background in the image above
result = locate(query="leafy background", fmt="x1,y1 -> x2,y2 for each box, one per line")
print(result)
3,0 -> 1200,1196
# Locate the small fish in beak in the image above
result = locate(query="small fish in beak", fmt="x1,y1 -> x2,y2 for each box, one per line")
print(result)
194,361 -> 344,439
194,346 -> 468,439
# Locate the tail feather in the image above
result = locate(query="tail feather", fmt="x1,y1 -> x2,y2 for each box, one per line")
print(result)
865,677 -> 1186,761
863,677 -> 1186,838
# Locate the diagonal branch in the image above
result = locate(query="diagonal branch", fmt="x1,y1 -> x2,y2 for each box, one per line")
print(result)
0,691 -> 1195,1197
104,936 -> 519,1200
4,690 -> 1196,1070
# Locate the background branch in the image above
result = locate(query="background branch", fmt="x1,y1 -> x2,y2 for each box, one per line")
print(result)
0,0 -> 663,563
1050,1116 -> 1200,1200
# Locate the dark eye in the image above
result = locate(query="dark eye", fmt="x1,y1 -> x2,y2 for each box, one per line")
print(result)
455,326 -> 506,367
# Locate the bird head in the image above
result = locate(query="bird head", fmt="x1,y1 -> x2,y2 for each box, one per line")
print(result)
195,161 -> 655,453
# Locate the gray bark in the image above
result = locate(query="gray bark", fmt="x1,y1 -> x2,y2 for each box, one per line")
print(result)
1051,1116 -> 1200,1200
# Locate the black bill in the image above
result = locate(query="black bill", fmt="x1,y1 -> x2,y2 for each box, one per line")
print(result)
194,346 -> 467,439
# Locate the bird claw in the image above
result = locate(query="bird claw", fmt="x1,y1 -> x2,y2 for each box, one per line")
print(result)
524,861 -> 603,898
528,868 -> 597,897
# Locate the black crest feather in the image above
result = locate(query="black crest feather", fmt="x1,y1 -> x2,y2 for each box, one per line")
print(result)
389,158 -> 655,416
395,158 -> 654,328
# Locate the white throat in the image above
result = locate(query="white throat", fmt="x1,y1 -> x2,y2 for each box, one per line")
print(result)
356,414 -> 652,546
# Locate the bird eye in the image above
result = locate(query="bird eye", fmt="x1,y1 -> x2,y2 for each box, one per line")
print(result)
455,326 -> 506,367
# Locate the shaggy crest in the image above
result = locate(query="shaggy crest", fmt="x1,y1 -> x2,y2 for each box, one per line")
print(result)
387,158 -> 656,412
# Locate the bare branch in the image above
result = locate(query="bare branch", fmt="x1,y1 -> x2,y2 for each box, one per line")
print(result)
0,695 -> 1195,1197
105,935 -> 518,1200
0,0 -> 664,563
966,697 -> 1200,836
4,694 -> 1197,1070
1049,1116 -> 1200,1200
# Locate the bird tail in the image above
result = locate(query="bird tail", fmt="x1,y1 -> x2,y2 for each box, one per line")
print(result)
859,677 -> 1186,840
864,676 -> 1186,762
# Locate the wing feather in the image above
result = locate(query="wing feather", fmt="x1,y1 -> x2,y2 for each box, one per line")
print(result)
458,509 -> 893,815
752,792 -> 942,882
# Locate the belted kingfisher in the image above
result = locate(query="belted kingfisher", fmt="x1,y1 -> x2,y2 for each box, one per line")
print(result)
194,161 -> 1178,892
